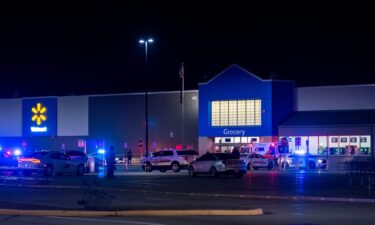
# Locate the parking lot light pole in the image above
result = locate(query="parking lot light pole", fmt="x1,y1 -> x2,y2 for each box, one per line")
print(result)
139,38 -> 153,156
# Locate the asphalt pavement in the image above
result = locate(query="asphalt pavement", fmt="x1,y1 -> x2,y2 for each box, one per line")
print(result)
1,164 -> 375,209
1,164 -> 375,224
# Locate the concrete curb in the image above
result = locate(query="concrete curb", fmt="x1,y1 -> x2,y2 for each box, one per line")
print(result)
0,209 -> 264,217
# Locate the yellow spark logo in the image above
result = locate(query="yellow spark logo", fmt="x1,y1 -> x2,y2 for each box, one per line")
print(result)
31,103 -> 47,125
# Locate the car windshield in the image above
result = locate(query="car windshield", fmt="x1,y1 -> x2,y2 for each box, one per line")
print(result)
66,151 -> 85,156
214,153 -> 239,160
24,152 -> 49,158
177,150 -> 198,156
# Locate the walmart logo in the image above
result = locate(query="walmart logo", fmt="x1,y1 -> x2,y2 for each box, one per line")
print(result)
31,103 -> 47,125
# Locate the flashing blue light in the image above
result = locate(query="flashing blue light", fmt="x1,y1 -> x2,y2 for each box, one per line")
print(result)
295,149 -> 306,155
14,149 -> 22,156
317,159 -> 323,163
98,149 -> 105,154
0,146 -> 2,151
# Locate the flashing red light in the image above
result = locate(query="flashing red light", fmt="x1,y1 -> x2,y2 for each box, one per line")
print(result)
271,143 -> 275,147
6,150 -> 11,156
175,145 -> 183,150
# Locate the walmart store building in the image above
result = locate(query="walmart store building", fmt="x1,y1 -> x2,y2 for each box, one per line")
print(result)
1,65 -> 374,166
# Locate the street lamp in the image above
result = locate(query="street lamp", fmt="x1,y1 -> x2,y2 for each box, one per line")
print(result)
139,38 -> 154,156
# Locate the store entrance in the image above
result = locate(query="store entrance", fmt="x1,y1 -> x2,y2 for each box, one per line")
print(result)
214,136 -> 259,153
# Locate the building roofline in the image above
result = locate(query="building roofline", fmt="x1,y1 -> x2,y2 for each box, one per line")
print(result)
297,84 -> 375,89
87,90 -> 198,98
0,90 -> 199,100
198,64 -> 264,85
264,79 -> 295,84
278,124 -> 374,128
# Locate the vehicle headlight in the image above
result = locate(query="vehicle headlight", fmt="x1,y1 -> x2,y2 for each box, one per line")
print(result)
317,159 -> 323,163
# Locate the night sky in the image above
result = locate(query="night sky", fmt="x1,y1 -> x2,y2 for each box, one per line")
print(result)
0,2 -> 374,98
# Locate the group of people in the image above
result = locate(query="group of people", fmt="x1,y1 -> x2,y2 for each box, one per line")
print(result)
105,146 -> 133,178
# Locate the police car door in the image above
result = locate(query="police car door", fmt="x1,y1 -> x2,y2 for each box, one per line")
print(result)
157,150 -> 173,167
58,152 -> 74,173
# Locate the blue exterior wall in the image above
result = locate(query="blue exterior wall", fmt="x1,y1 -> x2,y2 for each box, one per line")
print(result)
199,65 -> 295,138
271,81 -> 295,135
199,65 -> 273,137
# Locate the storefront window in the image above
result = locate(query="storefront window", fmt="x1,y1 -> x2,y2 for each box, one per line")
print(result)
212,101 -> 220,126
237,100 -> 246,126
318,136 -> 327,155
211,100 -> 261,126
350,137 -> 358,143
359,135 -> 371,155
286,135 -> 371,156
220,101 -> 229,126
308,136 -> 318,155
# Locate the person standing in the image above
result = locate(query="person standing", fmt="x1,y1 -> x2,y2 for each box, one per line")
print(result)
127,149 -> 133,165
105,146 -> 116,178
231,147 -> 240,159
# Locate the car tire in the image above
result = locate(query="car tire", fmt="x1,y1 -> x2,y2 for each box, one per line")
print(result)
44,165 -> 54,176
235,173 -> 244,178
159,168 -> 167,172
145,162 -> 153,172
210,167 -> 218,177
308,161 -> 316,169
77,164 -> 85,175
171,162 -> 180,172
188,166 -> 197,177
247,163 -> 252,170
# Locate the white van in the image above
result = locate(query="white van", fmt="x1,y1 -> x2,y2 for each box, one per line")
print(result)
240,143 -> 278,160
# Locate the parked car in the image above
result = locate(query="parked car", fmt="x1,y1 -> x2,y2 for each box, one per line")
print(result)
115,155 -> 126,164
65,150 -> 88,164
0,153 -> 18,167
142,149 -> 198,172
279,154 -> 327,169
87,152 -> 105,165
18,151 -> 86,176
188,153 -> 246,178
140,152 -> 153,165
241,153 -> 273,170
87,152 -> 106,172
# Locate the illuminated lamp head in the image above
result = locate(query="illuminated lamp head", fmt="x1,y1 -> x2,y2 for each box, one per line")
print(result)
14,149 -> 22,156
